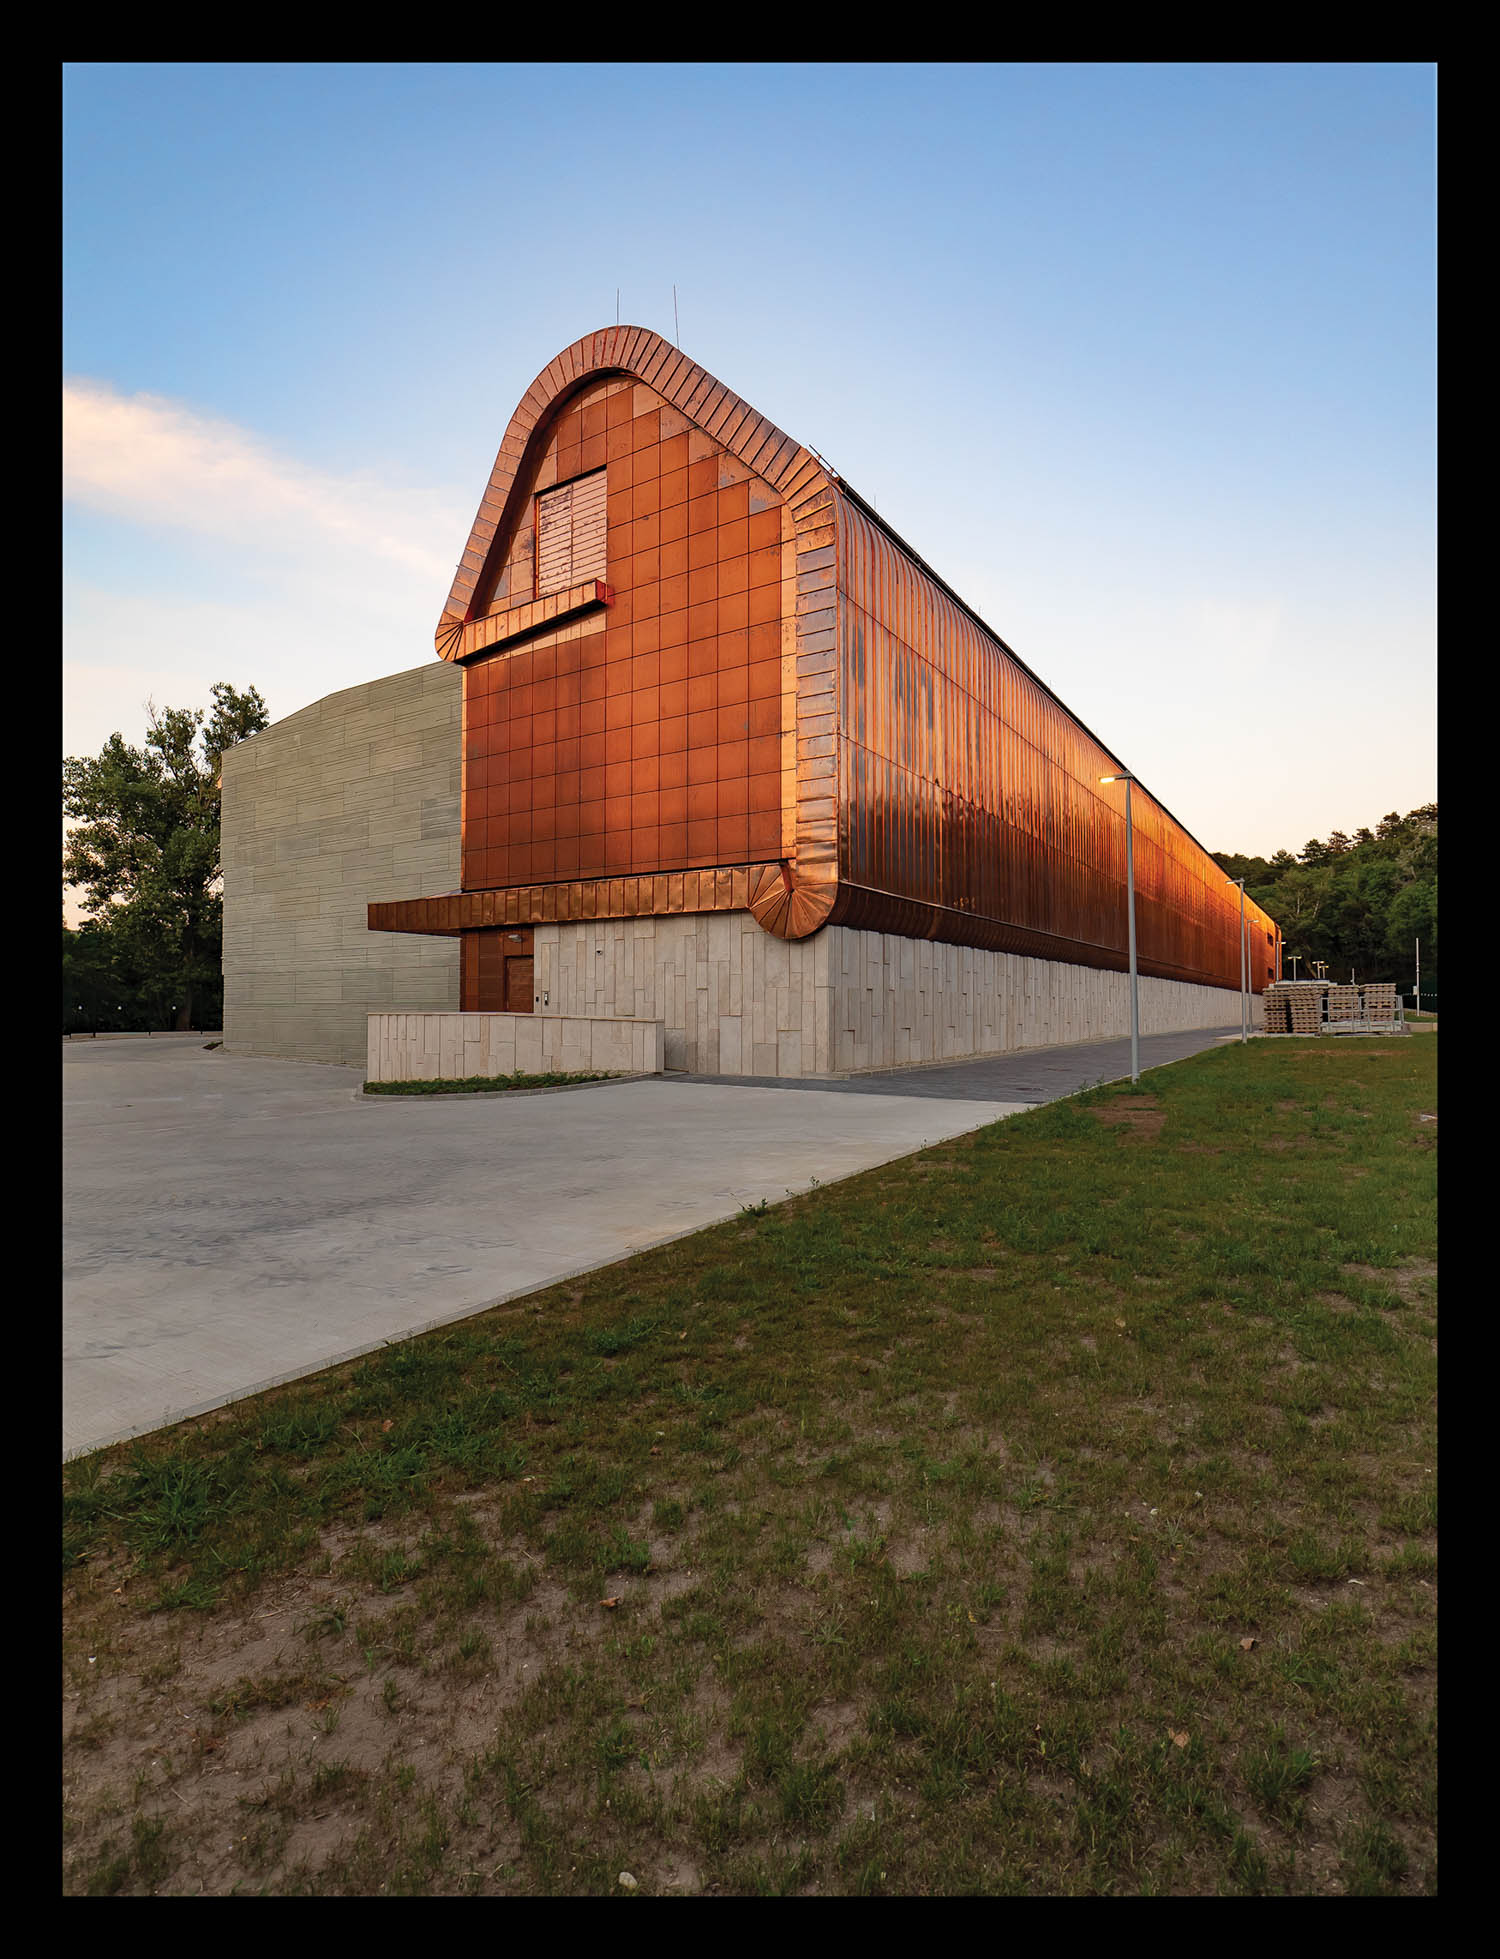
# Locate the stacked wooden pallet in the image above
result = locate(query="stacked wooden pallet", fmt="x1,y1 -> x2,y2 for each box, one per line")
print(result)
1261,987 -> 1292,1034
1286,982 -> 1326,1034
1261,978 -> 1405,1035
1364,983 -> 1398,1025
1327,985 -> 1360,1023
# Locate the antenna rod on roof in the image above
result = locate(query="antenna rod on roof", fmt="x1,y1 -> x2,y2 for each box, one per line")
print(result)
616,288 -> 620,326
673,286 -> 679,348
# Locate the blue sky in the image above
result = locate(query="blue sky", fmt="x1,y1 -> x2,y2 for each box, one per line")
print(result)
64,62 -> 1435,863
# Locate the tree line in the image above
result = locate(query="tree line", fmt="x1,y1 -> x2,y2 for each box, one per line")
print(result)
63,684 -> 269,1033
1212,805 -> 1437,991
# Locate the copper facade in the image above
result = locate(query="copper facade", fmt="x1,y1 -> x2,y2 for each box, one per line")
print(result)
458,374 -> 790,891
829,496 -> 1271,989
372,328 -> 1278,993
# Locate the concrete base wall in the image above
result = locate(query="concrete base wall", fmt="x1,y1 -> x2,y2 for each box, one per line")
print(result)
221,663 -> 462,1065
534,914 -> 1255,1077
827,928 -> 1260,1073
367,1012 -> 663,1082
535,912 -> 831,1076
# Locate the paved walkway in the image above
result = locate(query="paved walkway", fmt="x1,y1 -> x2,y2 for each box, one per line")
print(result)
63,1039 -> 1028,1459
679,1024 -> 1243,1102
63,1022 -> 1238,1459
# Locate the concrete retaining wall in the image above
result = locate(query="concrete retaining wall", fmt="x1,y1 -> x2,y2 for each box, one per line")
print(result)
367,1011 -> 664,1083
826,928 -> 1261,1074
534,914 -> 1255,1077
535,912 -> 829,1076
221,663 -> 462,1065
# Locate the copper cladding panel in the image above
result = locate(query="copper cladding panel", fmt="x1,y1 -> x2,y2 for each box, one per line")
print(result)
832,495 -> 1277,989
455,579 -> 610,661
371,867 -> 769,936
457,373 -> 803,893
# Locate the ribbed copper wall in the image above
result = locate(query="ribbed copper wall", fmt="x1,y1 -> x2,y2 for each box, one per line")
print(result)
831,496 -> 1278,990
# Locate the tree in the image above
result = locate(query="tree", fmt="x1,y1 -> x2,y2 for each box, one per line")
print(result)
1249,804 -> 1437,986
1211,850 -> 1273,887
63,683 -> 269,1029
63,919 -> 132,1033
1385,878 -> 1437,982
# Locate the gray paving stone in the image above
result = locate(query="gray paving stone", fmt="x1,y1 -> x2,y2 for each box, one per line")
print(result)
62,1039 -> 1027,1459
678,1024 -> 1241,1102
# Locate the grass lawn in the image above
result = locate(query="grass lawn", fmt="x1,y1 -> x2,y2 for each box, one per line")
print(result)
363,1070 -> 621,1097
62,1035 -> 1436,1897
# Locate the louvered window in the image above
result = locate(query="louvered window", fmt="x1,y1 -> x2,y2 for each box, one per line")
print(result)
535,470 -> 607,597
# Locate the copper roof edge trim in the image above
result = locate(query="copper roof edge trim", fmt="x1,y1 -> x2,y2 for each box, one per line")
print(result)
438,328 -> 835,656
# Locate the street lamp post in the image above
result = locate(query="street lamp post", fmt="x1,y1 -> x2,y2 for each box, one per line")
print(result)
1100,773 -> 1140,1084
1226,877 -> 1248,1042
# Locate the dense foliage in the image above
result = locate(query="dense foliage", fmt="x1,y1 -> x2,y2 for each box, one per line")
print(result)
1213,805 -> 1437,991
63,684 -> 269,1032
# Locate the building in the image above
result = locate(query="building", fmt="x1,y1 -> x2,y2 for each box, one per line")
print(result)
225,327 -> 1277,1075
221,663 -> 462,1066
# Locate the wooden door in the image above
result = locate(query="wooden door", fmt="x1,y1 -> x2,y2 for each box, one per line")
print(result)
503,956 -> 534,1013
462,928 -> 534,1012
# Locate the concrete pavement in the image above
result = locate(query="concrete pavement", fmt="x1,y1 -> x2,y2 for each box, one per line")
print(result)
64,1022 -> 1242,1459
63,1038 -> 1028,1458
677,1024 -> 1242,1102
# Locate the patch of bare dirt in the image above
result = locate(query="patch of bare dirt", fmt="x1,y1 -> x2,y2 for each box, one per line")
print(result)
1088,1097 -> 1165,1141
810,1701 -> 863,1753
61,1510 -> 706,1899
1341,1259 -> 1437,1309
882,1534 -> 938,1577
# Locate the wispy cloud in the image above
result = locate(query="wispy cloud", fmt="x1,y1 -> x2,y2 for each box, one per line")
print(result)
62,382 -> 478,767
62,378 -> 465,583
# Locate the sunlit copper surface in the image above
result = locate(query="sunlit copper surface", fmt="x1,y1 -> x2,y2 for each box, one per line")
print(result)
826,493 -> 1277,989
451,580 -> 611,662
435,327 -> 835,922
369,866 -> 773,937
371,329 -> 1278,993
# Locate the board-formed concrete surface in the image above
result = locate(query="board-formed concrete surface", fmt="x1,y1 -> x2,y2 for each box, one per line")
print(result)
220,661 -> 462,1067
63,1038 -> 1029,1459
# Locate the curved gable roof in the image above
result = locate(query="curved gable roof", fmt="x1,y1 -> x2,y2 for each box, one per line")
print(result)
436,326 -> 833,661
